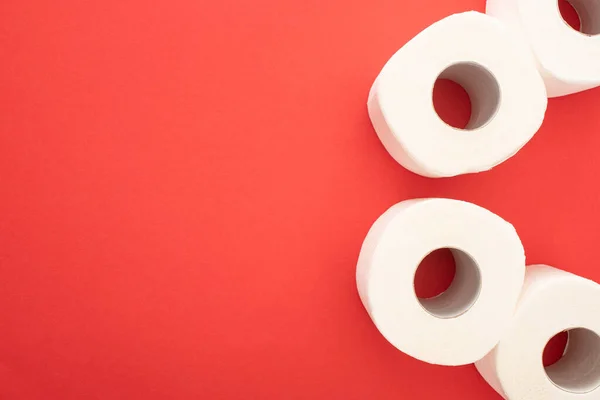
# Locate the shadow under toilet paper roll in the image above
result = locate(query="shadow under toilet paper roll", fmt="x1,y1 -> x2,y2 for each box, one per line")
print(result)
368,11 -> 547,178
486,0 -> 600,97
476,265 -> 600,399
356,198 -> 525,366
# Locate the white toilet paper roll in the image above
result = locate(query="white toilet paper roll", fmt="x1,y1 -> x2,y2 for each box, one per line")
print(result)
356,198 -> 525,366
476,265 -> 600,399
368,12 -> 547,178
487,0 -> 600,97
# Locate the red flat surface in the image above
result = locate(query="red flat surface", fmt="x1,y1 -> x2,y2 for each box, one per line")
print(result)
1,0 -> 599,398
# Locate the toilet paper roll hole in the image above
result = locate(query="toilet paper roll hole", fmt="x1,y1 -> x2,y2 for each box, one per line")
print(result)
433,62 -> 500,131
543,331 -> 569,367
432,77 -> 471,129
413,248 -> 456,299
559,0 -> 600,36
414,248 -> 482,319
544,328 -> 600,394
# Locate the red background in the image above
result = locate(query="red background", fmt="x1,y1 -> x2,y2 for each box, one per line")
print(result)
1,0 -> 599,398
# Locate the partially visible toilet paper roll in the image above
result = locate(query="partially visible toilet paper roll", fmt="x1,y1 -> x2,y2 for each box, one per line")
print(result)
356,198 -> 525,366
476,265 -> 600,399
487,0 -> 600,97
368,12 -> 547,178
